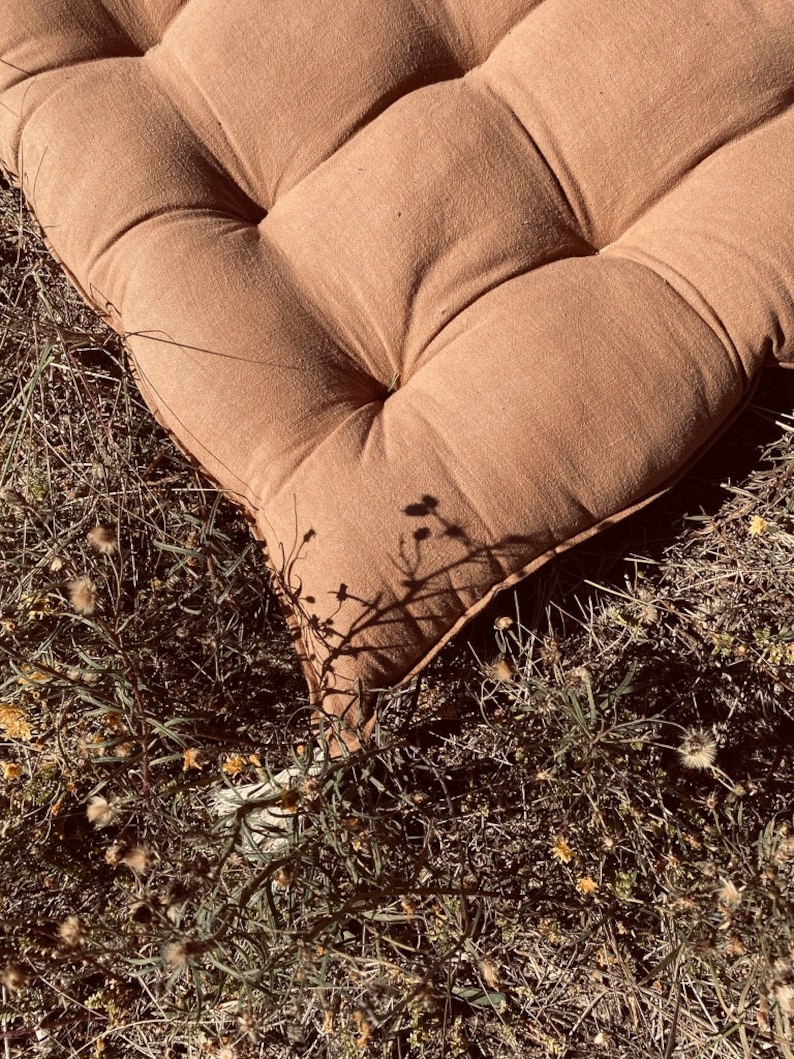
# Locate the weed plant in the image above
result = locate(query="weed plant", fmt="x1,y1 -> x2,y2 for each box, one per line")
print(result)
1,174 -> 794,1057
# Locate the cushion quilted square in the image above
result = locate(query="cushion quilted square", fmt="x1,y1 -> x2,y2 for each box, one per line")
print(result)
2,0 -> 793,739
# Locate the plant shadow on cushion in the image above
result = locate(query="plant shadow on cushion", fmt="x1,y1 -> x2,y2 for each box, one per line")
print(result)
408,363 -> 794,738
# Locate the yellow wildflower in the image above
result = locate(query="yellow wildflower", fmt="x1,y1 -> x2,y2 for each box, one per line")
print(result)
748,515 -> 768,536
2,761 -> 22,780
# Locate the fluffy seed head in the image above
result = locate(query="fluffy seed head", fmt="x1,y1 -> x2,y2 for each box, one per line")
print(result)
487,657 -> 515,683
480,958 -> 501,989
68,576 -> 97,616
57,916 -> 85,950
87,525 -> 117,555
678,729 -> 718,771
86,796 -> 118,828
120,845 -> 151,875
106,843 -> 151,874
165,941 -> 190,969
716,878 -> 741,912
1,963 -> 30,992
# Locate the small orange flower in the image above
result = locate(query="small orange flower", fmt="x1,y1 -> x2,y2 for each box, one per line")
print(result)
577,876 -> 599,896
0,705 -> 32,741
182,747 -> 203,771
221,755 -> 247,777
551,837 -> 574,863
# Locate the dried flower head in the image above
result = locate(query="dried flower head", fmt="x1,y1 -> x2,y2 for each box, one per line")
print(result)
68,576 -> 97,616
748,515 -> 768,536
716,878 -> 741,912
86,795 -> 118,829
87,524 -> 117,555
678,729 -> 718,770
494,616 -> 514,631
165,941 -> 191,969
106,844 -> 151,875
0,705 -> 32,741
120,845 -> 151,875
1,761 -> 22,781
480,958 -> 501,989
569,666 -> 592,685
57,916 -> 85,950
487,656 -> 515,683
105,843 -> 123,867
1,963 -> 30,992
771,960 -> 794,1015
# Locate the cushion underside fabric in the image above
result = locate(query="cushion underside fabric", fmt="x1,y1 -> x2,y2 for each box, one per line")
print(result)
2,0 -> 793,736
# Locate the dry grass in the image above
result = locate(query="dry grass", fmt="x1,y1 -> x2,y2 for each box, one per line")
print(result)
1,171 -> 794,1058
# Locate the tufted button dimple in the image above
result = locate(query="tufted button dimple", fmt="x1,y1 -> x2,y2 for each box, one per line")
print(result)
0,0 -> 140,101
98,0 -> 189,53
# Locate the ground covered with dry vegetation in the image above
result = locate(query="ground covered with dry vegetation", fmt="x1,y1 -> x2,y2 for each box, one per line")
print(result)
1,173 -> 794,1058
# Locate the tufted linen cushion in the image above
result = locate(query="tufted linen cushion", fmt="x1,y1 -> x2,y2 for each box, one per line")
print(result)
2,0 -> 794,738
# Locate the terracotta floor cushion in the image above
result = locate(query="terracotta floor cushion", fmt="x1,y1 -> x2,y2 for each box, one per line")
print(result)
2,0 -> 793,740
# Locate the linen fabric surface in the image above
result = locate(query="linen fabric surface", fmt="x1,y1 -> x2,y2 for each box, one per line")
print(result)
2,0 -> 793,738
